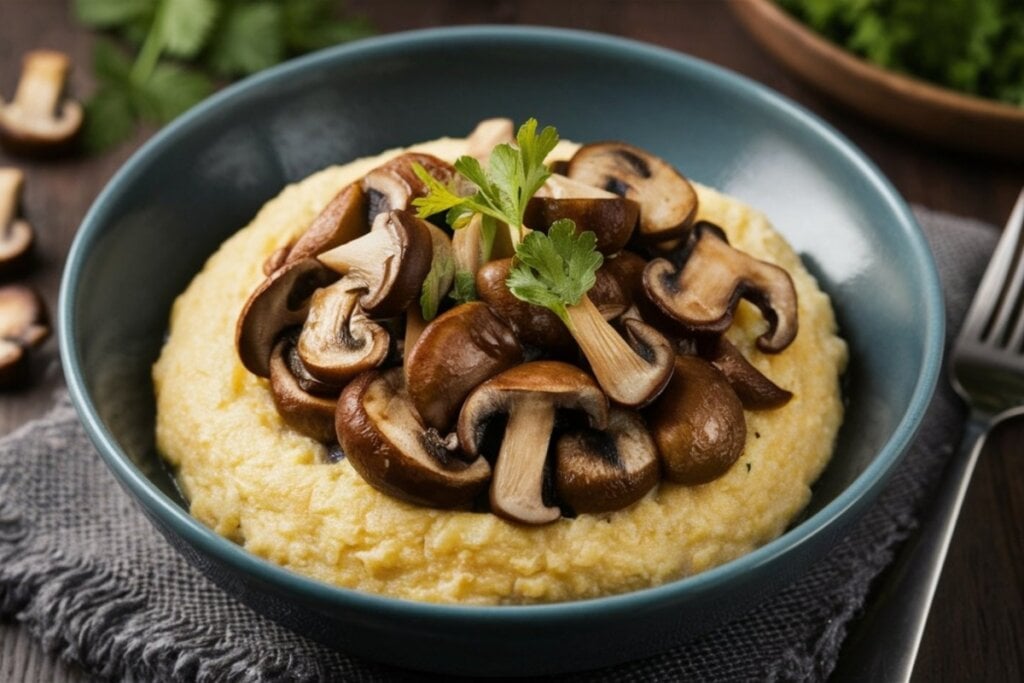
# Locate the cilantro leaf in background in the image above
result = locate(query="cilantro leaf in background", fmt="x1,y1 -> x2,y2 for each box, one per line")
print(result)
158,0 -> 219,59
282,0 -> 374,52
75,0 -> 155,28
206,2 -> 284,76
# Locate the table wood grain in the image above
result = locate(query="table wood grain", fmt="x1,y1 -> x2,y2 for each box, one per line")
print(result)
1,1 -> 1022,681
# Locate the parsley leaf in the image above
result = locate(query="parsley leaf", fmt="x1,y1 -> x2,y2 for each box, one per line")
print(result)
420,251 -> 455,321
74,0 -> 154,28
205,1 -> 284,77
450,270 -> 478,305
159,0 -> 219,59
506,219 -> 603,326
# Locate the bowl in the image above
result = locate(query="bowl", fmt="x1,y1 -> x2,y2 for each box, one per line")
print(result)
59,26 -> 943,676
729,0 -> 1024,158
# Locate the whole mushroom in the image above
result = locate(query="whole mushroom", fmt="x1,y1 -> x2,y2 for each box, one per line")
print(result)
700,335 -> 793,410
523,174 -> 639,255
269,335 -> 340,443
0,168 -> 34,278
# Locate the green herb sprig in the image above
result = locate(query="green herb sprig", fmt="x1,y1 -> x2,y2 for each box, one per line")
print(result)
74,0 -> 373,151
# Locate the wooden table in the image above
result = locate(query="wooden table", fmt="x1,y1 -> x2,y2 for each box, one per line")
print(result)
1,1 -> 1022,680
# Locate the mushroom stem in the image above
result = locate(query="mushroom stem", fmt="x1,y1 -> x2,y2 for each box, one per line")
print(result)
318,223 -> 395,282
0,169 -> 21,233
13,52 -> 67,116
490,398 -> 560,524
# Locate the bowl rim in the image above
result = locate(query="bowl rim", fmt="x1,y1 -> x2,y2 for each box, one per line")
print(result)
58,25 -> 944,621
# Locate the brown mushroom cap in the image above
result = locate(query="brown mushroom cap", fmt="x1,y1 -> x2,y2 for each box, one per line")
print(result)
643,222 -> 799,353
317,210 -> 433,319
566,142 -> 698,245
236,258 -> 339,378
555,408 -> 659,514
336,368 -> 491,508
361,153 -> 457,220
286,182 -> 369,265
405,301 -> 523,432
296,278 -> 390,385
0,168 -> 34,277
269,337 -> 339,443
458,361 -> 609,525
0,51 -> 82,156
701,336 -> 793,410
523,174 -> 639,255
647,355 -> 746,485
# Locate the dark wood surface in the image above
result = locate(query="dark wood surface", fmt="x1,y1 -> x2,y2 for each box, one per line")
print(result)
1,1 -> 1022,681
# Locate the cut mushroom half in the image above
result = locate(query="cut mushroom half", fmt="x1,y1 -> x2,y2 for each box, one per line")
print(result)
555,408 -> 659,514
336,368 -> 491,508
0,51 -> 82,156
643,222 -> 798,353
566,142 -> 698,245
0,283 -> 49,387
286,182 -> 370,266
236,258 -> 339,377
405,301 -> 523,432
361,153 -> 457,220
296,278 -> 390,385
466,118 -> 515,161
0,168 -> 34,277
523,174 -> 639,255
458,361 -> 608,525
701,336 -> 793,410
647,355 -> 746,485
269,336 -> 340,443
317,210 -> 433,319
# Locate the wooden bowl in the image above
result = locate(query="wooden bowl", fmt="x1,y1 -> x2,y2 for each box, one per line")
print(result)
728,0 -> 1024,158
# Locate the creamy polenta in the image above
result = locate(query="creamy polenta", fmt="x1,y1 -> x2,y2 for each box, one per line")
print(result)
152,137 -> 847,604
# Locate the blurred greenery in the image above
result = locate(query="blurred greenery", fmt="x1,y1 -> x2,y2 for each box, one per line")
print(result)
74,0 -> 374,152
776,0 -> 1024,106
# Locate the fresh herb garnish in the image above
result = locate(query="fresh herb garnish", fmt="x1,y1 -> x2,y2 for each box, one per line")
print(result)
450,269 -> 478,305
419,251 -> 454,321
505,220 -> 604,325
73,0 -> 373,152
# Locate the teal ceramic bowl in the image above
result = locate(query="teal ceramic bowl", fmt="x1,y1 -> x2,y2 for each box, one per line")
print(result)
59,27 -> 943,676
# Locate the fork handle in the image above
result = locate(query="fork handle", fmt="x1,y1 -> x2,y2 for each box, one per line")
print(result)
831,416 -> 989,682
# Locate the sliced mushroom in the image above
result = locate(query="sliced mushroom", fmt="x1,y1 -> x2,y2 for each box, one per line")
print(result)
262,245 -> 290,276
458,361 -> 608,525
555,408 -> 659,514
361,153 -> 457,220
287,182 -> 369,265
523,174 -> 639,255
0,168 -> 34,277
0,283 -> 49,387
336,368 -> 491,508
269,337 -> 339,443
317,210 -> 433,319
567,142 -> 698,245
647,355 -> 746,485
236,258 -> 339,377
405,301 -> 523,432
466,117 -> 515,161
643,222 -> 798,353
564,295 -> 674,407
0,51 -> 82,156
296,278 -> 390,385
700,336 -> 793,409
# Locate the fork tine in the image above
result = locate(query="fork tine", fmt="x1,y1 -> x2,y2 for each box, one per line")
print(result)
970,188 -> 1024,345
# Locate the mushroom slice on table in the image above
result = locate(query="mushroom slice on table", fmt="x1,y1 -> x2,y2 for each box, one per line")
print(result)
317,210 -> 433,319
643,222 -> 798,353
555,408 -> 659,514
279,183 -> 370,270
336,368 -> 491,508
564,295 -> 674,408
523,174 -> 639,255
0,283 -> 49,387
0,51 -> 82,156
269,336 -> 340,443
458,361 -> 609,525
0,168 -> 34,277
647,355 -> 746,485
466,117 -> 515,161
236,258 -> 339,378
566,142 -> 698,245
701,336 -> 793,410
296,278 -> 390,385
361,153 -> 457,220
405,301 -> 523,432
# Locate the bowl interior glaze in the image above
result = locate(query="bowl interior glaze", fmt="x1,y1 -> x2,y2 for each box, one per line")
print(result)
60,27 -> 943,676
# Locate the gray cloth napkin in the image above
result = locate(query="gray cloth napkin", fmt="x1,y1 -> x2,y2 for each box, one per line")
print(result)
0,207 -> 998,682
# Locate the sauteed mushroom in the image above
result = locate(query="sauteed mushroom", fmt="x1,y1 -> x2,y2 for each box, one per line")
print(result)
524,174 -> 639,254
269,336 -> 339,443
701,336 -> 793,409
361,153 -> 457,219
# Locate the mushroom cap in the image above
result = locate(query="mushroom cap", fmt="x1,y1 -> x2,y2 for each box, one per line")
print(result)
457,360 -> 609,457
555,408 -> 660,514
318,210 -> 433,319
0,51 -> 82,156
701,335 -> 793,410
236,257 -> 339,378
361,152 -> 457,220
523,174 -> 639,255
269,337 -> 339,443
647,355 -> 746,485
405,301 -> 523,432
286,182 -> 369,265
336,368 -> 491,508
643,222 -> 799,353
296,278 -> 390,385
567,142 -> 698,245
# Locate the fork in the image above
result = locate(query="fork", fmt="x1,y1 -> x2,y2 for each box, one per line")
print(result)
834,188 -> 1024,682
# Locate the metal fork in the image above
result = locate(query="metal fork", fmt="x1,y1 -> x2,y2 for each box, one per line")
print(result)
834,188 -> 1024,682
